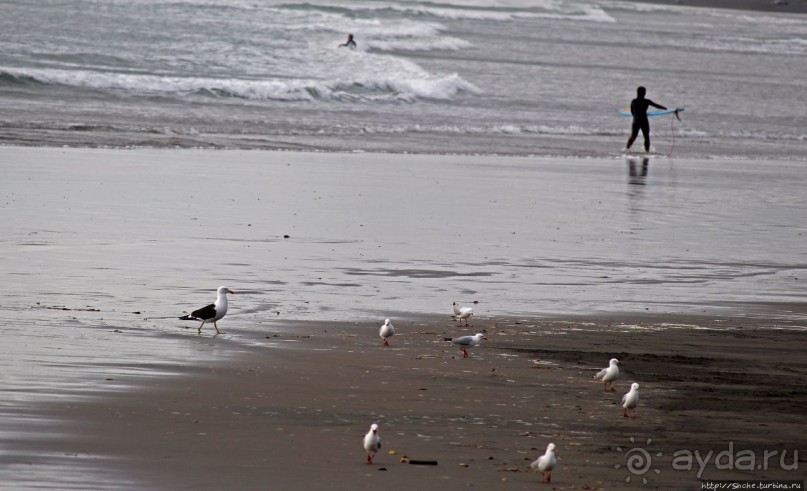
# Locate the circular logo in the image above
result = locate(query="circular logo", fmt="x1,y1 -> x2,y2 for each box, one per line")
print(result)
614,437 -> 663,485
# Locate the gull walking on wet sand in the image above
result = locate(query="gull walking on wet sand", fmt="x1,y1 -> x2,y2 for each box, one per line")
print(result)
379,318 -> 395,347
452,301 -> 473,326
178,286 -> 234,334
530,442 -> 558,483
622,382 -> 640,419
444,332 -> 486,358
363,423 -> 381,464
594,358 -> 619,392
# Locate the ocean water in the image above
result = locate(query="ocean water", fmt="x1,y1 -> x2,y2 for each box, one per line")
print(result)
1,0 -> 806,157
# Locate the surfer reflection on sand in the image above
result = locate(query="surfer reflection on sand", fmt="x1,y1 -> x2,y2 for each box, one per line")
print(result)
627,157 -> 649,186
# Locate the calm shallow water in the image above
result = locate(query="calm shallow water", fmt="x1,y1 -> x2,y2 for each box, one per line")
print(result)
1,147 -> 806,488
2,147 -> 805,322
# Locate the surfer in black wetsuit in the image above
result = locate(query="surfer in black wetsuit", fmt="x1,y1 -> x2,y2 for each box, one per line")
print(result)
339,34 -> 357,49
625,86 -> 667,153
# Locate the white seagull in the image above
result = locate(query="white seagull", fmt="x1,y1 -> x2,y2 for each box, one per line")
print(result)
622,382 -> 640,419
444,332 -> 486,358
452,302 -> 473,327
379,318 -> 395,347
178,286 -> 235,334
530,442 -> 558,484
363,423 -> 381,464
594,358 -> 619,392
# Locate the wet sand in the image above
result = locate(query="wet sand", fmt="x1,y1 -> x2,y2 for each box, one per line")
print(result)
12,313 -> 807,490
1,146 -> 805,489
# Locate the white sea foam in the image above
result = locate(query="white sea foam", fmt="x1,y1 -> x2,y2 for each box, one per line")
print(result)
682,35 -> 807,56
605,0 -> 807,26
281,0 -> 615,23
0,66 -> 479,102
269,122 -> 623,137
249,121 -> 807,143
366,37 -> 472,52
354,21 -> 448,39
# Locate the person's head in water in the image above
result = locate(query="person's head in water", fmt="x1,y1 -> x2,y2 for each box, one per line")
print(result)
637,86 -> 646,98
339,33 -> 357,48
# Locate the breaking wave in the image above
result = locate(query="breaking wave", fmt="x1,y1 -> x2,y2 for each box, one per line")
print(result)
0,67 -> 481,102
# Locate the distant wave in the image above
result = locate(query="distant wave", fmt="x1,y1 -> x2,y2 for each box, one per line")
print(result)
340,20 -> 448,39
264,122 -> 626,137
4,119 -> 805,150
352,73 -> 481,100
632,37 -> 807,56
605,0 -> 807,26
280,1 -> 615,23
716,129 -> 807,142
0,71 -> 43,87
366,37 -> 472,52
383,4 -> 615,23
254,122 -> 807,143
0,67 -> 480,102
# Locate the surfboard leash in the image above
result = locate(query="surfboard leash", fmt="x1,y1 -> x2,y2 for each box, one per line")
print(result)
668,108 -> 682,157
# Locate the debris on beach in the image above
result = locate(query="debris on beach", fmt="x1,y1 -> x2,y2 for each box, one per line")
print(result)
39,304 -> 101,312
400,456 -> 438,465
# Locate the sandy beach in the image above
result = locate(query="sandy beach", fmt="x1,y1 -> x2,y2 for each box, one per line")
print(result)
1,146 -> 805,490
6,313 -> 806,490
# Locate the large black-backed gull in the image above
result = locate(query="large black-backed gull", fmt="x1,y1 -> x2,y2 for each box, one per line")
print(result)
179,286 -> 234,334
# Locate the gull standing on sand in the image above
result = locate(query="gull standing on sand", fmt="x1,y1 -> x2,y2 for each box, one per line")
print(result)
444,332 -> 486,358
363,423 -> 381,464
530,442 -> 558,483
594,358 -> 619,392
379,318 -> 395,347
452,301 -> 473,326
178,286 -> 234,334
622,382 -> 640,419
